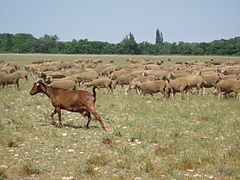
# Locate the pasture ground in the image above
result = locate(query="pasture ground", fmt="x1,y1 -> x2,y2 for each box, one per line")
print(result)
0,54 -> 239,179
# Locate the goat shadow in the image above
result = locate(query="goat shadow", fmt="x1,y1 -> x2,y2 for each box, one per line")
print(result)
40,123 -> 100,130
63,123 -> 100,130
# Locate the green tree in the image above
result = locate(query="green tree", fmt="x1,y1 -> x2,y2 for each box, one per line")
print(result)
39,34 -> 59,53
119,32 -> 139,54
0,33 -> 14,52
12,33 -> 38,53
155,29 -> 163,44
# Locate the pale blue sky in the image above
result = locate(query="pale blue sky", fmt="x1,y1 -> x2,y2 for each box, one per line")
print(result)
0,0 -> 239,43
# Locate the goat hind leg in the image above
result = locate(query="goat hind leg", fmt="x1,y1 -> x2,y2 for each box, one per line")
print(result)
92,110 -> 106,131
84,112 -> 92,129
85,117 -> 91,129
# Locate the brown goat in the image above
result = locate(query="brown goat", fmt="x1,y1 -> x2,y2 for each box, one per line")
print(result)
29,80 -> 106,131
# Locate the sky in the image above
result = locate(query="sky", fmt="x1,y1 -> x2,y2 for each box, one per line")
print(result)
0,0 -> 239,43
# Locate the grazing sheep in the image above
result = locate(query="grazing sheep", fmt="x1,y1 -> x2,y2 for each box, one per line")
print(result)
92,59 -> 102,64
31,60 -> 51,64
72,59 -> 83,64
143,70 -> 167,80
0,66 -> 16,74
24,64 -> 39,75
175,61 -> 183,65
156,60 -> 164,65
40,71 -> 66,81
29,80 -> 106,130
15,71 -> 29,82
135,80 -> 168,99
84,78 -> 113,93
45,76 -> 78,84
48,80 -> 76,90
210,59 -> 222,65
129,70 -> 145,78
221,67 -> 240,75
185,75 -> 206,95
167,71 -> 191,79
0,72 -> 20,89
126,59 -> 138,64
102,66 -> 119,77
86,63 -> 97,69
201,72 -> 221,94
64,69 -> 83,76
5,63 -> 20,71
114,74 -> 135,89
219,73 -> 239,80
125,75 -> 156,95
75,71 -> 98,85
96,64 -> 114,76
110,69 -> 132,80
166,78 -> 190,100
216,79 -> 240,99
0,72 -> 7,88
144,64 -> 161,70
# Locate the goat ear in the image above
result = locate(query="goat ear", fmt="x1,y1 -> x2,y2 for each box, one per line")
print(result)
37,79 -> 43,83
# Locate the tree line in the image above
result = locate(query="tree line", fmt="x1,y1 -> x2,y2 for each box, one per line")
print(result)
0,30 -> 239,55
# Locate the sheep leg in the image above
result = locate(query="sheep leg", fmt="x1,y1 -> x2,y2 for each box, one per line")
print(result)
50,109 -> 57,125
237,92 -> 240,100
223,93 -> 227,99
150,93 -> 154,100
199,87 -> 203,95
109,84 -> 114,94
203,87 -> 206,95
137,89 -> 141,95
218,92 -> 222,100
180,88 -> 187,100
124,88 -> 129,96
186,90 -> 190,100
171,90 -> 175,100
16,80 -> 20,90
180,92 -> 184,100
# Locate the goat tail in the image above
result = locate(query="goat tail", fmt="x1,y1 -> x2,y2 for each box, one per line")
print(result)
93,87 -> 97,102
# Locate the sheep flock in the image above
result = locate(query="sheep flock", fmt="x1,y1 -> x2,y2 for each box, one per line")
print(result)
1,57 -> 240,100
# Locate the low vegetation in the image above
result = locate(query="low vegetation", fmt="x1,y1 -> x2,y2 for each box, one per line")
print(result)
0,54 -> 239,179
0,33 -> 239,55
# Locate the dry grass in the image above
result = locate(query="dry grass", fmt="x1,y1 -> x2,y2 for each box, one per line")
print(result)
0,54 -> 239,179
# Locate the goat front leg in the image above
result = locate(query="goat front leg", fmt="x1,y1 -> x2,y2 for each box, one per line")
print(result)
50,109 -> 57,125
56,107 -> 62,128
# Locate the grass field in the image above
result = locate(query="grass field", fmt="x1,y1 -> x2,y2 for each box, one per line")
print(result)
0,54 -> 239,179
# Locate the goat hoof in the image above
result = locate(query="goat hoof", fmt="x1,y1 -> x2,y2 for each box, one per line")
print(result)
51,122 -> 57,126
